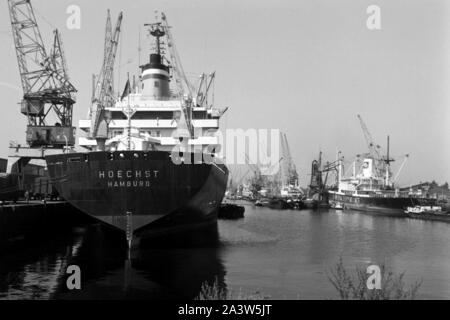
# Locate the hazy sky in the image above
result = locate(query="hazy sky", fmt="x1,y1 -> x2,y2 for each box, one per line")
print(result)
0,0 -> 449,186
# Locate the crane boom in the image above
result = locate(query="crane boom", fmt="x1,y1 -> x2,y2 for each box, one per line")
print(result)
161,12 -> 195,97
51,29 -> 76,97
393,155 -> 409,184
90,11 -> 123,139
357,114 -> 381,159
103,10 -> 112,66
103,10 -> 114,99
8,0 -> 48,96
160,12 -> 196,136
199,72 -> 216,107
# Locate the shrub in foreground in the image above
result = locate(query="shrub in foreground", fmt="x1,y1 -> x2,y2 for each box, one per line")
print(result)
327,258 -> 422,300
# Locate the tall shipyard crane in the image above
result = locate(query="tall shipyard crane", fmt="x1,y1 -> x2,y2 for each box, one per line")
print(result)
7,0 -> 77,189
102,10 -> 114,98
158,12 -> 195,136
89,11 -> 123,146
8,0 -> 77,153
357,114 -> 386,178
160,12 -> 195,98
282,133 -> 299,186
357,115 -> 381,160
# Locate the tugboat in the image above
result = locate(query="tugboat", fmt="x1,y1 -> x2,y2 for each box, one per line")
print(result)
405,206 -> 450,223
45,13 -> 228,245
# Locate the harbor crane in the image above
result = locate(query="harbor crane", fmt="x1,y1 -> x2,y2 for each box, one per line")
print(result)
160,12 -> 196,98
90,11 -> 123,147
7,0 -> 77,188
281,133 -> 299,187
357,114 -> 381,160
8,0 -> 77,152
159,12 -> 198,136
357,115 -> 398,187
357,114 -> 388,178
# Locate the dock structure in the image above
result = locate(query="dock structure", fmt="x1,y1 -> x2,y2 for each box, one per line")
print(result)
0,201 -> 90,249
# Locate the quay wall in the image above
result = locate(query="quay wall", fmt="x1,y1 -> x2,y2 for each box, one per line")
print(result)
0,202 -> 92,247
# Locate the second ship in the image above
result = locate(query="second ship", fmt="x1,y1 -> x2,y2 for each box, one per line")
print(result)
328,135 -> 436,216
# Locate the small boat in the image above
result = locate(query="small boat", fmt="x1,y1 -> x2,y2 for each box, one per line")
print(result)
405,206 -> 443,214
255,198 -> 270,207
330,201 -> 343,210
405,206 -> 450,223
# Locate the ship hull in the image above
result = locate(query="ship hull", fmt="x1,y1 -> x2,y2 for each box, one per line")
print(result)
328,192 -> 436,217
45,151 -> 228,240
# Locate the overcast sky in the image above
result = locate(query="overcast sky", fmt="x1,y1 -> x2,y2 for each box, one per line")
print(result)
0,0 -> 449,186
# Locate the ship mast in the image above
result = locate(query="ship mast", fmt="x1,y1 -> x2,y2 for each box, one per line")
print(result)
143,13 -> 194,138
383,135 -> 395,188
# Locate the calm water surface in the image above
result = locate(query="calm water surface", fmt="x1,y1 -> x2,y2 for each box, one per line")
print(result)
1,203 -> 450,300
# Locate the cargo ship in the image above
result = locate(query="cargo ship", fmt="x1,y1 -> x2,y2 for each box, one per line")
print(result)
45,13 -> 228,244
328,137 -> 435,217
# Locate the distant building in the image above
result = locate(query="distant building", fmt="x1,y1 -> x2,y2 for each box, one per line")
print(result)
401,182 -> 450,201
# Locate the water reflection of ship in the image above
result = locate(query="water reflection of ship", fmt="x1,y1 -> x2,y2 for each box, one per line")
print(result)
52,224 -> 226,299
0,231 -> 83,299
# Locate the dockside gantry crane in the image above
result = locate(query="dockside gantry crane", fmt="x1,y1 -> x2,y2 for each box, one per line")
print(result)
7,0 -> 77,182
89,11 -> 123,148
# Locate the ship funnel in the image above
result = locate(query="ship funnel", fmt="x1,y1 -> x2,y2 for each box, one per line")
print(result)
141,57 -> 170,100
141,22 -> 171,100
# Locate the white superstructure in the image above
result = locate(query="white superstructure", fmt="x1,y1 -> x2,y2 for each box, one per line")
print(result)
79,15 -> 226,154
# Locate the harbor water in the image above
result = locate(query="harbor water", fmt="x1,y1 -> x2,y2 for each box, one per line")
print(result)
1,202 -> 450,300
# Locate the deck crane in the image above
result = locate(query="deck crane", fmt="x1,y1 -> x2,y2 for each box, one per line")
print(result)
89,11 -> 123,148
197,72 -> 216,108
8,0 -> 77,152
392,154 -> 409,185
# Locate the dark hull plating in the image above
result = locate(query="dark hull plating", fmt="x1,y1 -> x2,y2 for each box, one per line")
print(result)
329,192 -> 436,217
45,151 -> 228,238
